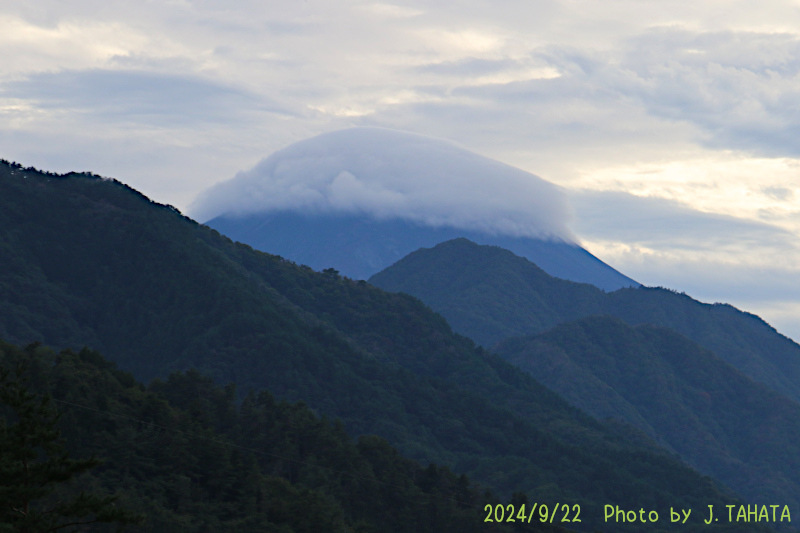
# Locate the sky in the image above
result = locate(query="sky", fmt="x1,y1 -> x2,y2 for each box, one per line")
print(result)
1,0 -> 799,341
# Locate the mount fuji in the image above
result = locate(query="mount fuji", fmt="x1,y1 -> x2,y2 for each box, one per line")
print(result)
192,127 -> 638,291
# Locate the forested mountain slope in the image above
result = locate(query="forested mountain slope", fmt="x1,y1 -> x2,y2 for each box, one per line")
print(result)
369,238 -> 800,404
494,316 -> 800,511
1,340 -> 532,533
0,161 -> 765,531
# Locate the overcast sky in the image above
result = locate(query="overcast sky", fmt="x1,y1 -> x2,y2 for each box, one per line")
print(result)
2,0 -> 799,340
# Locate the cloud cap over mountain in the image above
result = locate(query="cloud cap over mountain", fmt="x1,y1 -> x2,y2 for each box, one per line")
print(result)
191,127 -> 575,241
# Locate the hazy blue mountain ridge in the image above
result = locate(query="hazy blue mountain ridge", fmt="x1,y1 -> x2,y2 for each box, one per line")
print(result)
207,211 -> 639,291
368,238 -> 800,405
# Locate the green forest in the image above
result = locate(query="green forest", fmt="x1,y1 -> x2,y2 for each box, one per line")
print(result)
0,340 -> 544,532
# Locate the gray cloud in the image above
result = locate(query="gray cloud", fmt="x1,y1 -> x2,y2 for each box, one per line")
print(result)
261,20 -> 316,35
190,126 -> 575,241
616,30 -> 800,156
1,69 -> 294,124
569,189 -> 799,251
762,186 -> 795,202
420,29 -> 800,159
108,54 -> 198,72
567,189 -> 800,341
412,58 -> 518,76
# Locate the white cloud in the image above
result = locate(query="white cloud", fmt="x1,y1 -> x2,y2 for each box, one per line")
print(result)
190,127 -> 575,241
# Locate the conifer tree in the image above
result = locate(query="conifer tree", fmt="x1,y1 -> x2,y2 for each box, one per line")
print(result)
0,359 -> 142,532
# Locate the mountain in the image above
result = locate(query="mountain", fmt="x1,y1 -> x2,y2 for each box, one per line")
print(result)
194,126 -> 638,291
0,160 -> 760,532
368,238 -> 800,405
206,212 -> 639,291
1,340 -> 528,533
493,315 -> 800,511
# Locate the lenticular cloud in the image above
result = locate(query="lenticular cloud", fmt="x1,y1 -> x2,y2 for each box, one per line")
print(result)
190,127 -> 574,241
